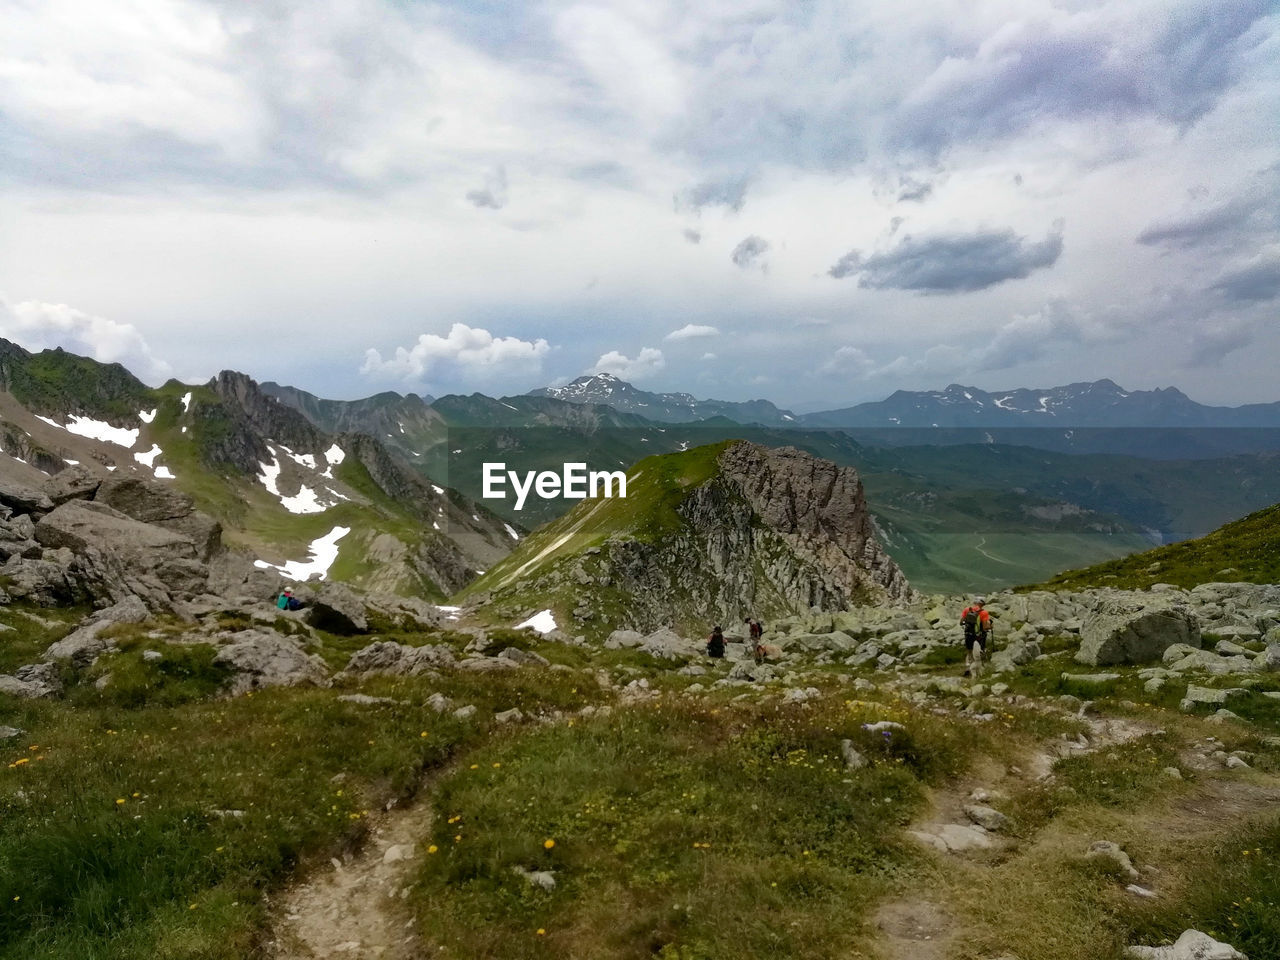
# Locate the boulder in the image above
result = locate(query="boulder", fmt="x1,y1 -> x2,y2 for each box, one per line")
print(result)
43,620 -> 115,668
302,582 -> 368,634
637,627 -> 700,660
1182,685 -> 1246,707
344,640 -> 455,675
34,500 -> 207,605
0,477 -> 54,515
93,477 -> 196,524
0,662 -> 62,699
212,630 -> 330,694
604,629 -> 644,649
1077,603 -> 1200,666
1125,929 -> 1247,959
42,466 -> 101,506
1256,644 -> 1280,672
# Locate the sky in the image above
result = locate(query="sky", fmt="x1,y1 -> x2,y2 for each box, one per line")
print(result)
0,0 -> 1277,409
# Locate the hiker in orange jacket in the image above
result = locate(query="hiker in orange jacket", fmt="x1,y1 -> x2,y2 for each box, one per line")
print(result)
959,597 -> 992,678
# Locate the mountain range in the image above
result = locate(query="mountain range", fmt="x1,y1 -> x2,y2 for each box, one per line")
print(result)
4,337 -> 1280,596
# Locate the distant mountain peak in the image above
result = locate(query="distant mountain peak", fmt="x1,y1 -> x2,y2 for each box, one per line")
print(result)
528,375 -> 797,426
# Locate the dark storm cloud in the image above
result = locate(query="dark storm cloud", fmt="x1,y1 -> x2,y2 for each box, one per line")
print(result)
891,0 -> 1271,156
831,222 -> 1064,293
1210,255 -> 1280,302
731,235 -> 770,270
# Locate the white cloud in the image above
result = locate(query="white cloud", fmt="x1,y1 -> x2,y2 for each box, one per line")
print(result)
590,347 -> 665,381
361,323 -> 550,384
819,346 -> 875,377
0,297 -> 173,384
701,352 -> 717,361
664,323 -> 720,341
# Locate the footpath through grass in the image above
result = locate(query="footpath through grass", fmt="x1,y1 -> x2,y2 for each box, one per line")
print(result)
0,639 -> 594,960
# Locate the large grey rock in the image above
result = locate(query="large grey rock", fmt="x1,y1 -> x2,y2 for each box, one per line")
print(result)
0,555 -> 76,604
42,465 -> 101,506
638,627 -> 700,660
212,630 -> 330,694
93,477 -> 196,524
0,662 -> 63,698
1182,685 -> 1246,706
727,660 -> 775,682
604,629 -> 644,649
497,646 -> 549,666
1077,603 -> 1200,666
302,582 -> 368,634
1256,644 -> 1280,672
0,477 -> 54,515
344,640 -> 456,675
34,500 -> 208,606
1125,929 -> 1247,959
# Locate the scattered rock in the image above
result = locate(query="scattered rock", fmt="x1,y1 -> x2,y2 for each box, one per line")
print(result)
345,641 -> 455,676
962,804 -> 1009,832
0,725 -> 24,740
1085,840 -> 1140,880
452,705 -> 476,720
337,694 -> 400,706
1125,929 -> 1247,959
512,867 -> 556,891
1126,885 -> 1158,899
494,708 -> 524,724
840,739 -> 867,770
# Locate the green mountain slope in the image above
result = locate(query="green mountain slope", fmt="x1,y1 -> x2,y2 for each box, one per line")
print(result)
0,339 -> 514,599
1032,501 -> 1280,591
460,441 -> 909,637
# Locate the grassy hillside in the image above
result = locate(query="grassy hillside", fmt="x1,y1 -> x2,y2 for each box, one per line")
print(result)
458,441 -> 731,604
1032,501 -> 1280,591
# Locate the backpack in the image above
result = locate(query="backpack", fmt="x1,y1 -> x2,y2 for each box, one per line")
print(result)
962,608 -> 982,637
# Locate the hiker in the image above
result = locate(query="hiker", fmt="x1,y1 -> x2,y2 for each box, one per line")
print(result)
746,617 -> 765,664
959,597 -> 992,678
277,588 -> 303,612
707,625 -> 726,659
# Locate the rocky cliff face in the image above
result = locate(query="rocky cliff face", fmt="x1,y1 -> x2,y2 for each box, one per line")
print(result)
478,441 -> 910,634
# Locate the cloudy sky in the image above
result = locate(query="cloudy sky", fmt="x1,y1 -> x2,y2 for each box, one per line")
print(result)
1,0 -> 1277,409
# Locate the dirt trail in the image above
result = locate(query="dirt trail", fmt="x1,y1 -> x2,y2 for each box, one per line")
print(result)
869,709 -> 1159,960
270,786 -> 436,960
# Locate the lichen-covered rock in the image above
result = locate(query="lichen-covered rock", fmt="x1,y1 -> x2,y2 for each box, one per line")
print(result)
1125,928 -> 1247,959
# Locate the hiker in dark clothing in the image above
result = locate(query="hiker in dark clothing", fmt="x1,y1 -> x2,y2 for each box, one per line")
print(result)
707,625 -> 726,659
959,597 -> 992,677
746,618 -> 765,664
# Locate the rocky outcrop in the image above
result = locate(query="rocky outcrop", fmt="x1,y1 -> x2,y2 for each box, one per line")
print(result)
0,662 -> 62,699
0,470 -> 226,613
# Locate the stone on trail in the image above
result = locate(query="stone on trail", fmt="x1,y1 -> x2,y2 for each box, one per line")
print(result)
962,804 -> 1009,832
1125,929 -> 1247,959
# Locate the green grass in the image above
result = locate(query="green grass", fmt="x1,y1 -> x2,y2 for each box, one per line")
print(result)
1033,502 -> 1280,591
410,694 -> 984,960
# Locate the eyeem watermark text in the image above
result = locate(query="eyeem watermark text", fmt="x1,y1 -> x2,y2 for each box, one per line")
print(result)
482,462 -> 627,511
